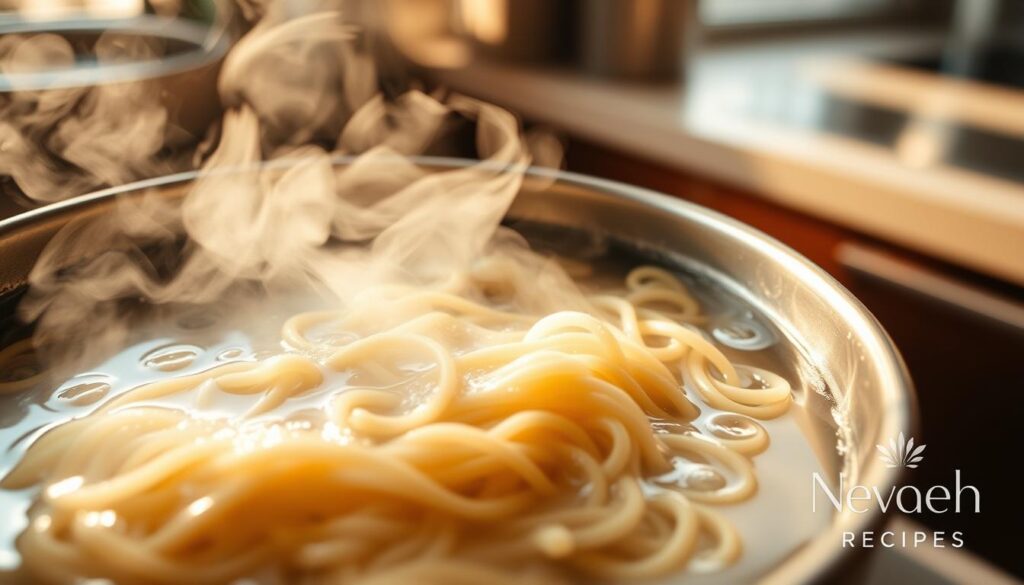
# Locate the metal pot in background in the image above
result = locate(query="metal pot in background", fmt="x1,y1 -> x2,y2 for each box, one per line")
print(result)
0,3 -> 233,214
578,0 -> 696,81
452,0 -> 696,78
353,0 -> 573,70
356,0 -> 696,81
455,0 -> 574,64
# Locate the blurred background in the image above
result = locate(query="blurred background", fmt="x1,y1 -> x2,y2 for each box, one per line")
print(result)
1,1 -> 1022,583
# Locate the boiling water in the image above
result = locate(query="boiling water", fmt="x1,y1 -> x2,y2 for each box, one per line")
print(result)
0,250 -> 839,583
569,247 -> 840,584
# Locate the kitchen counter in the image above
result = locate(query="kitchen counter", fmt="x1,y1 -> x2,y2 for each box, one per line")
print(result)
431,30 -> 1024,287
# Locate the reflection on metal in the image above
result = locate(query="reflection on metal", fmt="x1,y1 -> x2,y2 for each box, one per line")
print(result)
0,16 -> 229,92
578,0 -> 692,80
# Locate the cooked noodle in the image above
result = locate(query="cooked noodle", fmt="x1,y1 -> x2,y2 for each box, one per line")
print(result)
1,265 -> 791,584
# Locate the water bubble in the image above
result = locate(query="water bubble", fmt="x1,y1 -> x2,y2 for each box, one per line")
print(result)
285,408 -> 325,431
683,465 -> 727,492
707,413 -> 763,440
650,419 -> 698,436
735,368 -> 769,389
655,457 -> 727,493
141,344 -> 203,372
56,377 -> 112,407
216,348 -> 246,361
711,314 -> 774,351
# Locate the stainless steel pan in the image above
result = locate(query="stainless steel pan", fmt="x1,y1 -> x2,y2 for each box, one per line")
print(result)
0,157 -> 916,583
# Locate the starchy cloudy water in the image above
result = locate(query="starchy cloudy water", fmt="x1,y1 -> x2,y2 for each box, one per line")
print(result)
0,254 -> 833,584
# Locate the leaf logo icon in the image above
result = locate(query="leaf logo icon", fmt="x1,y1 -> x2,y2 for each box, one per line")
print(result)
876,433 -> 926,469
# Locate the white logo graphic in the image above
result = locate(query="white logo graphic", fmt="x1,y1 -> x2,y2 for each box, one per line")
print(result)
815,432 -> 975,550
876,432 -> 925,469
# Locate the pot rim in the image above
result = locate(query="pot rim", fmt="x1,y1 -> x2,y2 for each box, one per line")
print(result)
0,155 -> 917,583
0,14 -> 231,92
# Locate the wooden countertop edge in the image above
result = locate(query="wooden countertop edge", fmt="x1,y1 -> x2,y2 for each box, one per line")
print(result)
432,62 -> 1024,288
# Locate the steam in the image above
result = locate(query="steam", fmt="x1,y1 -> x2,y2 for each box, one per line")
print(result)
218,11 -> 370,148
13,2 -> 575,369
0,29 -> 189,202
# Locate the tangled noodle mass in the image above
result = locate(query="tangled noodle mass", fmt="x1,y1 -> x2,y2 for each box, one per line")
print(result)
1,265 -> 791,584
